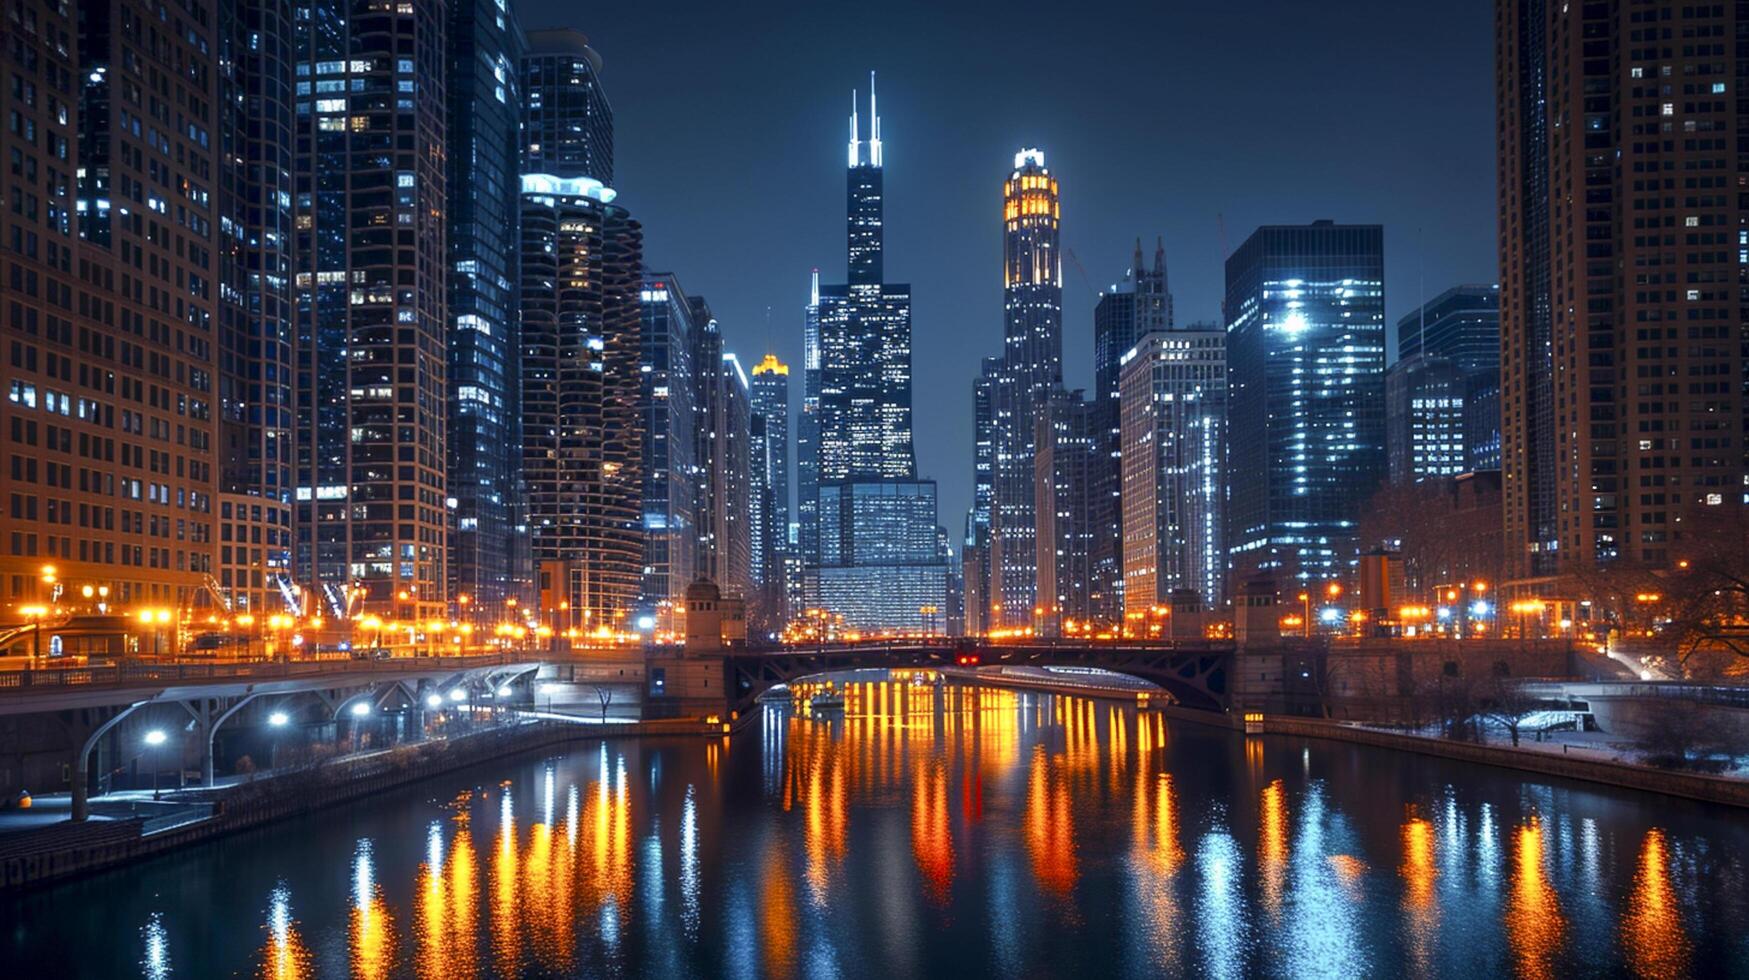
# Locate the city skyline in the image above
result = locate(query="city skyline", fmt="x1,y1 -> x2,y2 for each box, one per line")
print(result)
517,0 -> 1496,532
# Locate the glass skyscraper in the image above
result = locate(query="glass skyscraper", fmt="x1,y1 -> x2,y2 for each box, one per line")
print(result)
1397,284 -> 1500,476
1224,221 -> 1386,586
448,0 -> 526,620
637,274 -> 699,635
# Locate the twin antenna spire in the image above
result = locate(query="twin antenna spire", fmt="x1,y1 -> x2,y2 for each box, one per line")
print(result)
848,70 -> 882,168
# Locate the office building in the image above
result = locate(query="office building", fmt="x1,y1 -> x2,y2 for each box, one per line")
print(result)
519,174 -> 642,633
449,0 -> 526,619
692,306 -> 753,600
750,353 -> 791,627
797,269 -> 823,566
1224,221 -> 1386,586
1397,284 -> 1501,477
1089,239 -> 1173,626
637,273 -> 699,634
803,76 -> 947,631
1035,392 -> 1100,635
1386,355 -> 1469,483
989,148 -> 1063,628
1120,329 -> 1228,613
1498,1 -> 1747,576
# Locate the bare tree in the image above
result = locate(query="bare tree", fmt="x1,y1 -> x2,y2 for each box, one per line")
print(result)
592,684 -> 614,722
1475,675 -> 1541,748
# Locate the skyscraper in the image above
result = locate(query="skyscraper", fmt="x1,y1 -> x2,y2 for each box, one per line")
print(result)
797,269 -> 823,567
294,0 -> 450,622
637,273 -> 699,635
518,174 -> 643,632
1225,221 -> 1386,586
961,357 -> 999,633
805,75 -> 946,631
1497,1 -> 1747,577
990,149 -> 1063,628
816,78 -> 914,483
1385,355 -> 1468,483
1397,284 -> 1501,476
1120,329 -> 1228,613
522,29 -> 613,186
750,353 -> 791,628
1035,392 -> 1100,635
448,0 -> 525,619
1089,239 -> 1173,627
693,307 -> 753,601
215,0 -> 298,615
1,0 -> 222,615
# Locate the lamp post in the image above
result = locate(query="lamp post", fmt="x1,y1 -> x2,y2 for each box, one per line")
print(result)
1297,592 -> 1311,639
143,729 -> 168,801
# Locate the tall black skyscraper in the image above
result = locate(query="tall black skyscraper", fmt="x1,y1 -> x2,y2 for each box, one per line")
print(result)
1225,222 -> 1386,586
806,75 -> 946,630
448,0 -> 526,619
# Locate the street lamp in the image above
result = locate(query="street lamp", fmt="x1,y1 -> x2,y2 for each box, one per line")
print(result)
144,729 -> 168,801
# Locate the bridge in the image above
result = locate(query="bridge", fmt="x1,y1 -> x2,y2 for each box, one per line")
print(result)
0,652 -> 546,821
722,639 -> 1236,720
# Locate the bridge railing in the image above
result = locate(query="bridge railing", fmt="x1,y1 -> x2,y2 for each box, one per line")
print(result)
1517,679 -> 1749,710
0,652 -> 531,692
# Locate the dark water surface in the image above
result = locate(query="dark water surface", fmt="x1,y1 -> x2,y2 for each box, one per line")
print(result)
6,680 -> 1749,978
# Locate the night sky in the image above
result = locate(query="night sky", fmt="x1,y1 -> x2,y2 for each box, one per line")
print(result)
519,0 -> 1496,540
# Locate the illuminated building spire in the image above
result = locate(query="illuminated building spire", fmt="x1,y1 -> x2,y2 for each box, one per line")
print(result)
868,70 -> 882,167
848,90 -> 860,168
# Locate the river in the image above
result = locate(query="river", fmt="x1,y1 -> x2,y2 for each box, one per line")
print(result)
6,678 -> 1748,977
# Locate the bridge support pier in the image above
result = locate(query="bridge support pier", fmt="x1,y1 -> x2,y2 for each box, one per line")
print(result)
180,694 -> 259,787
67,702 -> 144,822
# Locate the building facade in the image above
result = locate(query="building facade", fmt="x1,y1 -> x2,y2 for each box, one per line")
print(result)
521,29 -> 613,186
637,273 -> 698,634
2,0 -> 222,621
518,175 -> 643,632
988,149 -> 1063,628
1088,239 -> 1173,627
1498,0 -> 1747,578
1224,221 -> 1386,586
449,0 -> 525,619
215,0 -> 298,616
1034,392 -> 1100,635
749,353 -> 791,629
691,307 -> 753,601
1385,354 -> 1469,484
293,0 -> 451,622
1119,329 -> 1228,614
1397,283 -> 1501,477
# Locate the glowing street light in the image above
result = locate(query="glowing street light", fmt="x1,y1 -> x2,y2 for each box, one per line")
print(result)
350,701 -> 372,717
268,711 -> 290,727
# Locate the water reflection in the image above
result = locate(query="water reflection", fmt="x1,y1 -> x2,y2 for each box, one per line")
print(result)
1622,828 -> 1688,980
20,679 -> 1745,978
1505,815 -> 1566,980
257,882 -> 311,980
